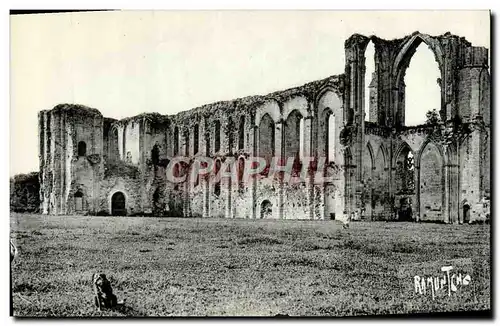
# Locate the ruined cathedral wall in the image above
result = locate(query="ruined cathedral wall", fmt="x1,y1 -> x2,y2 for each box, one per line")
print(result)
251,76 -> 345,220
204,102 -> 252,219
98,114 -> 171,216
164,95 -> 259,218
144,120 -> 170,215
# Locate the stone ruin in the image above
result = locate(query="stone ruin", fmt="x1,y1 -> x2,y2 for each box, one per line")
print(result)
38,32 -> 490,223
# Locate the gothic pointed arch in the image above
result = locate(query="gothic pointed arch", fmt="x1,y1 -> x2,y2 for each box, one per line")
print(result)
282,95 -> 308,121
418,140 -> 445,221
392,33 -> 444,126
365,142 -> 375,169
377,143 -> 388,170
394,141 -> 415,195
415,138 -> 445,168
392,33 -> 444,80
254,99 -> 281,127
258,113 -> 275,161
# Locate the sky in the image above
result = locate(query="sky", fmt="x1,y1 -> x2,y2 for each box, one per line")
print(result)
9,10 -> 490,176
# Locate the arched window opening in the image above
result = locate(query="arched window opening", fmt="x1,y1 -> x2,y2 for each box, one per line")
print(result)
184,131 -> 190,157
78,141 -> 87,157
173,163 -> 180,178
258,114 -> 275,171
285,110 -> 303,159
463,203 -> 471,224
74,191 -> 83,212
214,120 -> 221,153
396,147 -> 415,194
173,127 -> 179,155
364,40 -> 376,123
403,42 -> 441,126
111,192 -> 126,216
228,117 -> 234,154
260,200 -> 272,219
328,113 -> 336,162
214,159 -> 221,196
238,116 -> 245,150
194,124 -> 199,155
151,142 -> 160,166
285,110 -> 303,175
238,157 -> 245,193
205,130 -> 211,156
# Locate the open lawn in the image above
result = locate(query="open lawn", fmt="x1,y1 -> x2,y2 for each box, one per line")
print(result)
10,213 -> 490,317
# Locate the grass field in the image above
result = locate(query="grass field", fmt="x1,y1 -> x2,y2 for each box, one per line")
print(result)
10,213 -> 490,317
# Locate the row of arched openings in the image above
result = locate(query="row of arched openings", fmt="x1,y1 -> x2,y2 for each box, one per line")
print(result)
362,140 -> 447,221
73,190 -> 126,216
172,116 -> 247,156
258,109 -> 336,173
363,37 -> 441,126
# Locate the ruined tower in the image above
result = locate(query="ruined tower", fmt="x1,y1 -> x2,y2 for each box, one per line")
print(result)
38,104 -> 104,215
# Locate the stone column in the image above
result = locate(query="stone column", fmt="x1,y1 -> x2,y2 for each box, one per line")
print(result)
414,164 -> 420,222
387,139 -> 394,217
303,115 -> 315,219
391,87 -> 399,127
224,166 -> 232,219
199,117 -> 206,158
202,177 -> 210,218
448,164 -> 459,224
60,111 -> 66,214
251,125 -> 258,219
52,111 -> 62,215
444,165 -> 451,224
302,116 -> 312,158
443,145 -> 450,223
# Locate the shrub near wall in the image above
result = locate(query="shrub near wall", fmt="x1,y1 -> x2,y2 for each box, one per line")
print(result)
10,172 -> 40,213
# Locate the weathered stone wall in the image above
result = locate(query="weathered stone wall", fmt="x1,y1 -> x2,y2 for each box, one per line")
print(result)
282,182 -> 310,220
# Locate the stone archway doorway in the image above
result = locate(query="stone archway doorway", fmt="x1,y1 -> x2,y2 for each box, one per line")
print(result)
111,192 -> 126,216
463,204 -> 471,224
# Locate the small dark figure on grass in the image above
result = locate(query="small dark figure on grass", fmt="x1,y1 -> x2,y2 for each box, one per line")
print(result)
92,273 -> 117,310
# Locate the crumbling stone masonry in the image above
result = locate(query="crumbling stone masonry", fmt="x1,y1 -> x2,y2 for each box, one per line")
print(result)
38,32 -> 490,223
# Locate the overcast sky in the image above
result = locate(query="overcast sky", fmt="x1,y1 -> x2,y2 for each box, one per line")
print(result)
10,10 -> 490,176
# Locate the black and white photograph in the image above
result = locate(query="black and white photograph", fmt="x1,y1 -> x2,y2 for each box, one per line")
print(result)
9,10 -> 491,317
